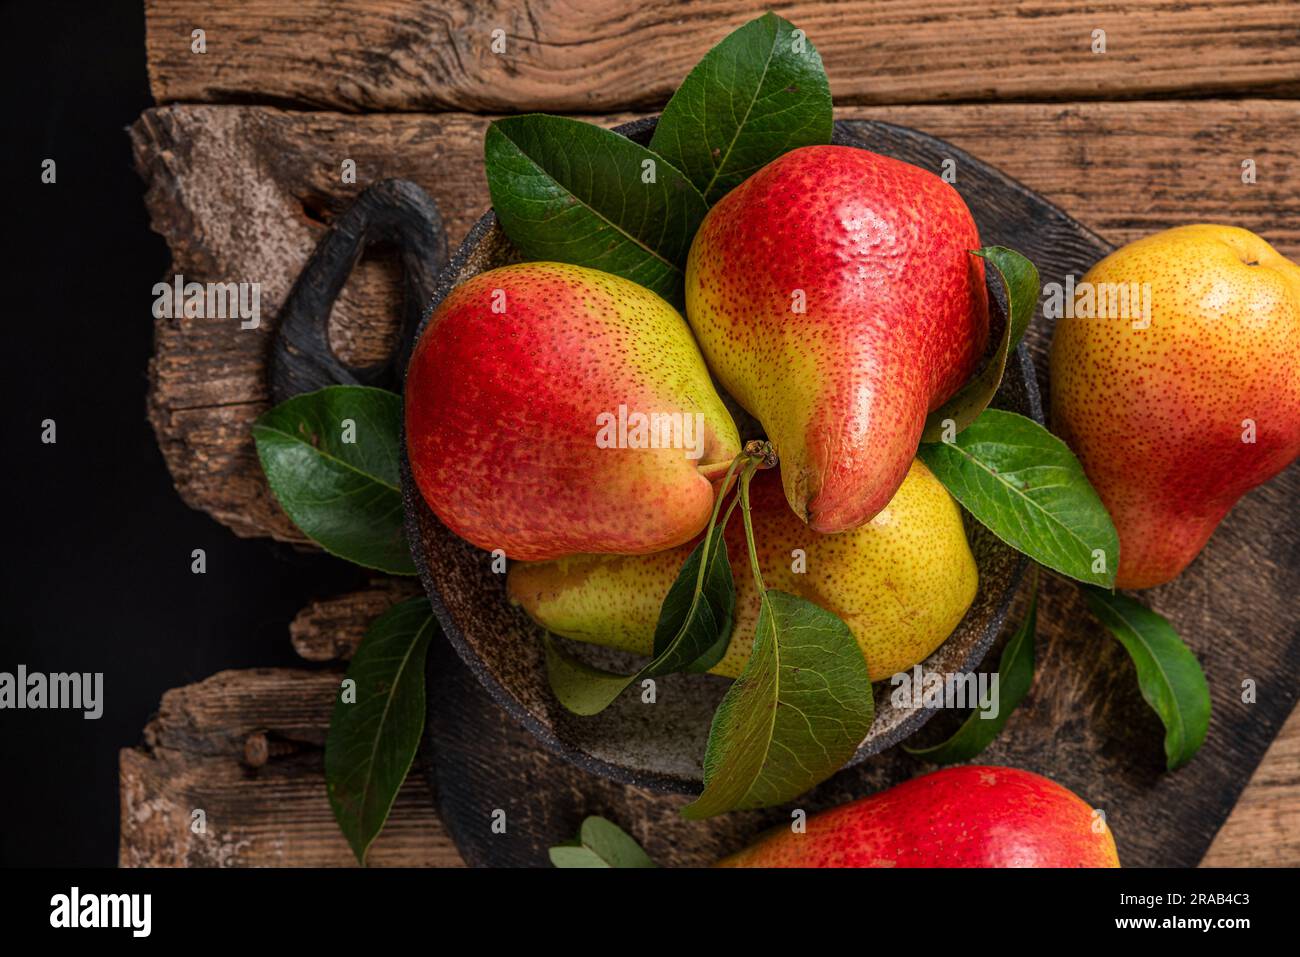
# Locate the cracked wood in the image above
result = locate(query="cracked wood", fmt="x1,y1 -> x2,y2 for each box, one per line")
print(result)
119,667 -> 463,867
145,0 -> 1300,113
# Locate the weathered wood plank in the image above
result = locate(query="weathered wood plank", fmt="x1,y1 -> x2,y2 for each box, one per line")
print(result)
1202,706 -> 1300,866
290,580 -> 422,661
131,100 -> 1300,541
119,668 -> 463,867
145,0 -> 1300,112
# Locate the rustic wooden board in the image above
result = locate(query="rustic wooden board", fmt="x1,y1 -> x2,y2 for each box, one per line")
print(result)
144,0 -> 1300,113
1203,717 -> 1300,866
119,588 -> 1299,866
130,100 -> 1300,542
119,668 -> 463,867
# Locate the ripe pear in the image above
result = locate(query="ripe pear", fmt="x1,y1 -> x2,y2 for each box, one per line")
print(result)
716,765 -> 1120,867
405,262 -> 741,561
1050,225 -> 1300,588
685,145 -> 989,534
507,460 -> 977,682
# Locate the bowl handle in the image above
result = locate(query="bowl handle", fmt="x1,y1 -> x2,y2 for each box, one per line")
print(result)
267,178 -> 447,404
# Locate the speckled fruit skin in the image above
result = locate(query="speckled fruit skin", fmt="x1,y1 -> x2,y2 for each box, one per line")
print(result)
1051,225 -> 1300,589
405,262 -> 741,561
716,766 -> 1120,868
685,145 -> 989,534
507,460 -> 977,681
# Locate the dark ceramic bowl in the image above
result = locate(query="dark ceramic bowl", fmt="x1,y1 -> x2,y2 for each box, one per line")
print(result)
401,117 -> 1060,793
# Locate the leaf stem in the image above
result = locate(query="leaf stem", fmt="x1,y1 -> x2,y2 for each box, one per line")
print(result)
739,463 -> 765,595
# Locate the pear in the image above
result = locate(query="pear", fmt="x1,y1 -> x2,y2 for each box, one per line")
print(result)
716,766 -> 1120,867
507,460 -> 977,682
1050,225 -> 1300,588
405,263 -> 741,561
685,145 -> 990,533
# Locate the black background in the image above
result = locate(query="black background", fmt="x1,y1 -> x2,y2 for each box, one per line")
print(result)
4,866 -> 1286,938
1,1 -> 364,865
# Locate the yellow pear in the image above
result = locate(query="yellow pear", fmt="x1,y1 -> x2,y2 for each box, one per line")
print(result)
507,460 -> 977,682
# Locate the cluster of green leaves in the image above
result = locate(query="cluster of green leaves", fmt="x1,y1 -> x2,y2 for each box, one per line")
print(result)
484,12 -> 832,307
693,463 -> 875,815
682,464 -> 873,818
548,816 -> 657,868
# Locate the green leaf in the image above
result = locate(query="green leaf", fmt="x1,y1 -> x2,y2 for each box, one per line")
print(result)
544,632 -> 658,717
922,247 -> 1039,443
545,463 -> 741,715
548,816 -> 657,868
682,590 -> 875,818
905,569 -> 1038,763
918,409 -> 1119,586
325,599 -> 436,864
484,114 -> 708,305
649,13 -> 832,204
252,385 -> 414,575
653,520 -> 735,673
1084,588 -> 1210,771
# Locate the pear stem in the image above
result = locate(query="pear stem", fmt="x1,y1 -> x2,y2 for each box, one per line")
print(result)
691,453 -> 747,599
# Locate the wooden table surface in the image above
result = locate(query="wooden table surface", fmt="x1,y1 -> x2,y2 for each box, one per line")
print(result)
122,0 -> 1300,867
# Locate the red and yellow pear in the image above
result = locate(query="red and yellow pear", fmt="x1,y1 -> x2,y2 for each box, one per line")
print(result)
685,145 -> 990,533
1050,225 -> 1300,588
718,765 -> 1120,868
405,262 -> 741,561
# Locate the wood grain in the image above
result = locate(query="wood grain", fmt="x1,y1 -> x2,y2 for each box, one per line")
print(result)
144,0 -> 1300,113
290,579 -> 421,661
131,99 -> 1300,541
119,668 -> 463,867
1203,707 -> 1300,866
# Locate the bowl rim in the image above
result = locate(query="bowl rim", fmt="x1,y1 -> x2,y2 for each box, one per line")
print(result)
402,116 -> 1058,794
